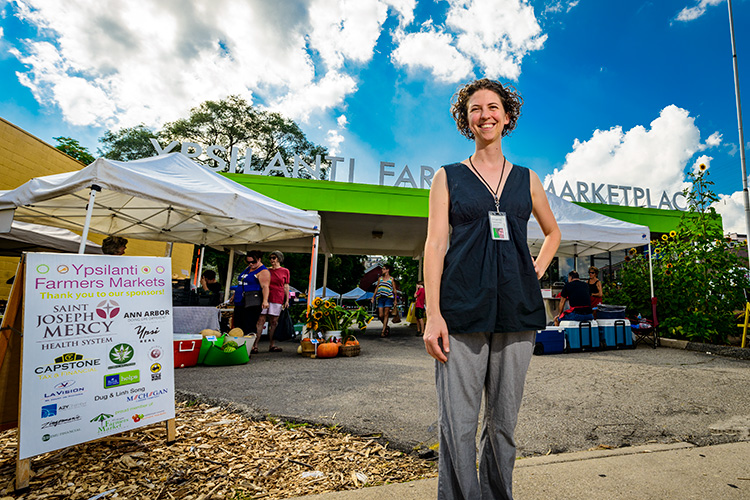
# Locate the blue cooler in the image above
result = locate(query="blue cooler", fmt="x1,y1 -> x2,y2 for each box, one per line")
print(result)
534,327 -> 565,355
560,320 -> 599,351
597,319 -> 631,349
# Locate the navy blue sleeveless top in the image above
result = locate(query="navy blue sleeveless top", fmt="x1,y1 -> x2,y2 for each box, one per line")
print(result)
439,162 -> 545,334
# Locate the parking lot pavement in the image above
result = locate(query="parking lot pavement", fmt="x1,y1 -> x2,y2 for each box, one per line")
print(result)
175,322 -> 750,456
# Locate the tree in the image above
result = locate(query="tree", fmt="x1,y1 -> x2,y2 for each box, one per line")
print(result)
160,95 -> 329,177
54,136 -> 95,164
606,165 -> 748,344
98,125 -> 159,161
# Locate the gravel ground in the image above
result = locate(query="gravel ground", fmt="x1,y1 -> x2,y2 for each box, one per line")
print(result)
175,322 -> 750,457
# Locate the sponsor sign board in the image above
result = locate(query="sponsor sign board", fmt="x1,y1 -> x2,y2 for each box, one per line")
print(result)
19,253 -> 175,459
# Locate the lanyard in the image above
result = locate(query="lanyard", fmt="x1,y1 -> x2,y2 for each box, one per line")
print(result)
468,155 -> 507,212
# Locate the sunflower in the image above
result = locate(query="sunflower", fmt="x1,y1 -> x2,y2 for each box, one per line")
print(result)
699,163 -> 707,171
654,247 -> 661,254
665,269 -> 672,276
629,248 -> 637,255
666,263 -> 673,269
661,234 -> 668,241
313,297 -> 323,307
324,301 -> 332,309
314,311 -> 323,320
669,230 -> 676,238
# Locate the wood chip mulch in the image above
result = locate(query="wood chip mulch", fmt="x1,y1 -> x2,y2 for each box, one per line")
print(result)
0,401 -> 436,500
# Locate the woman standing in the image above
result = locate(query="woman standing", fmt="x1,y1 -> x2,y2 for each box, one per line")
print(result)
588,266 -> 604,308
423,79 -> 560,500
232,250 -> 270,348
253,250 -> 290,353
372,264 -> 397,338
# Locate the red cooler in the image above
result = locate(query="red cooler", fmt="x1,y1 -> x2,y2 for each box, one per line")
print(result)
173,334 -> 202,368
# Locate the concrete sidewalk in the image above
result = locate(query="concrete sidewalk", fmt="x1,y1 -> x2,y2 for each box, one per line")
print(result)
287,441 -> 750,500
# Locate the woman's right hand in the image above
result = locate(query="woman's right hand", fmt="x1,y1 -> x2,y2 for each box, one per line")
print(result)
424,313 -> 450,363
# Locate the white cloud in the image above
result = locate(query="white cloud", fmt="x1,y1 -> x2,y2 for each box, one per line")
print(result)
337,114 -> 348,127
543,105 -> 722,206
7,0 -> 414,128
391,23 -> 473,82
675,0 -> 725,22
704,131 -> 722,148
391,0 -> 546,82
326,129 -> 345,156
714,190 -> 747,234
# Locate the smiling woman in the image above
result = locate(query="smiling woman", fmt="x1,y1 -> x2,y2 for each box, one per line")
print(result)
423,78 -> 560,500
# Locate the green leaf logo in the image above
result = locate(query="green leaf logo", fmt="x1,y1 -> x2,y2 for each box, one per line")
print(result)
109,343 -> 134,364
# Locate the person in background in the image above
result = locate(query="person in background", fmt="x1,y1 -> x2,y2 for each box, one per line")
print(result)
371,264 -> 398,338
253,250 -> 290,353
232,250 -> 270,350
102,236 -> 127,255
414,280 -> 426,337
423,78 -> 560,500
555,270 -> 594,325
199,269 -> 222,307
588,266 -> 603,308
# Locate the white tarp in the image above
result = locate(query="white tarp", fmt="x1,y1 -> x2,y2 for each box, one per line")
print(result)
528,191 -> 650,257
0,221 -> 101,256
0,153 -> 320,247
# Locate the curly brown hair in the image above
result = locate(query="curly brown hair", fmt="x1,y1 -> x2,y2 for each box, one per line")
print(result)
450,79 -> 523,140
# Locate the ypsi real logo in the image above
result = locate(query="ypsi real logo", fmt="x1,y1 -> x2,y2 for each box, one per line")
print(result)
104,370 -> 140,389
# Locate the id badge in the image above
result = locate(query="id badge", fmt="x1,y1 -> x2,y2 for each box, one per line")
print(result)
489,212 -> 510,241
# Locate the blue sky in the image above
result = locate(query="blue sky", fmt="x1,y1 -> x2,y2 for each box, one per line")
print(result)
1,0 -> 749,231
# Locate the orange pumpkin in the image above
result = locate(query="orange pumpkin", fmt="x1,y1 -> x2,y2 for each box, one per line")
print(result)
345,339 -> 359,346
316,342 -> 339,358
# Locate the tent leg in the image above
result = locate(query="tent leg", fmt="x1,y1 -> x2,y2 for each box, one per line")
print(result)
322,254 -> 329,298
78,185 -> 100,254
307,235 -> 319,311
225,248 -> 235,304
197,244 -> 206,285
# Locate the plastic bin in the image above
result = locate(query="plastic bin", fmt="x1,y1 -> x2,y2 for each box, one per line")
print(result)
597,319 -> 631,349
202,337 -> 250,366
534,327 -> 565,355
560,320 -> 599,351
174,334 -> 202,368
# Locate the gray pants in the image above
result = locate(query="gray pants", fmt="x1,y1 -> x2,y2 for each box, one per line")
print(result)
435,331 -> 535,500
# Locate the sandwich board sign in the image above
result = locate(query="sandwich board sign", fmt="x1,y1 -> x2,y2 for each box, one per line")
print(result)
0,252 -> 176,489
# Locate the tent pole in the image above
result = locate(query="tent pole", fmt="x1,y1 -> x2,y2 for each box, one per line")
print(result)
322,254 -> 330,298
196,229 -> 208,286
308,235 -> 319,310
164,242 -> 173,257
78,185 -> 101,254
648,241 -> 655,299
225,248 -> 235,304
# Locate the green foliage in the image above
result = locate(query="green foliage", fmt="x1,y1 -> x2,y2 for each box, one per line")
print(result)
160,95 -> 329,177
384,256 -> 420,300
98,124 -> 159,160
54,136 -> 95,164
610,165 -> 748,344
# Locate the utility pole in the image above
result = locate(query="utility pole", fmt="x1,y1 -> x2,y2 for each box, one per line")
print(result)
727,0 -> 750,269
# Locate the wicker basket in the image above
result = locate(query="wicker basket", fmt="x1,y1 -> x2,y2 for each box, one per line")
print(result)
339,336 -> 360,357
339,344 -> 360,357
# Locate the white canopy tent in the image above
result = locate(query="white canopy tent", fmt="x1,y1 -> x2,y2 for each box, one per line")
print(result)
0,220 -> 101,256
529,191 -> 655,303
0,153 -> 321,302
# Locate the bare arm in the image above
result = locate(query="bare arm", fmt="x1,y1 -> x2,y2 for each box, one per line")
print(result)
423,168 -> 451,362
283,283 -> 290,308
594,280 -> 603,298
258,269 -> 271,309
530,171 -> 561,279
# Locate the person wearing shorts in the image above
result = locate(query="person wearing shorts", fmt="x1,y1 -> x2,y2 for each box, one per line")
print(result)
253,250 -> 290,353
371,264 -> 397,337
414,281 -> 426,336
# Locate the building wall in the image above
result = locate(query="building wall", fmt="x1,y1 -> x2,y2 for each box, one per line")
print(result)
0,118 -> 194,300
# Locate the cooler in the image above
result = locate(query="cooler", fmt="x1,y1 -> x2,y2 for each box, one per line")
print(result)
597,319 -> 631,349
534,327 -> 565,355
560,320 -> 599,351
174,333 -> 202,368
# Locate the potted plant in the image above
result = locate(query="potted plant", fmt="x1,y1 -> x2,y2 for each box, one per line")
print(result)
305,298 -> 372,340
